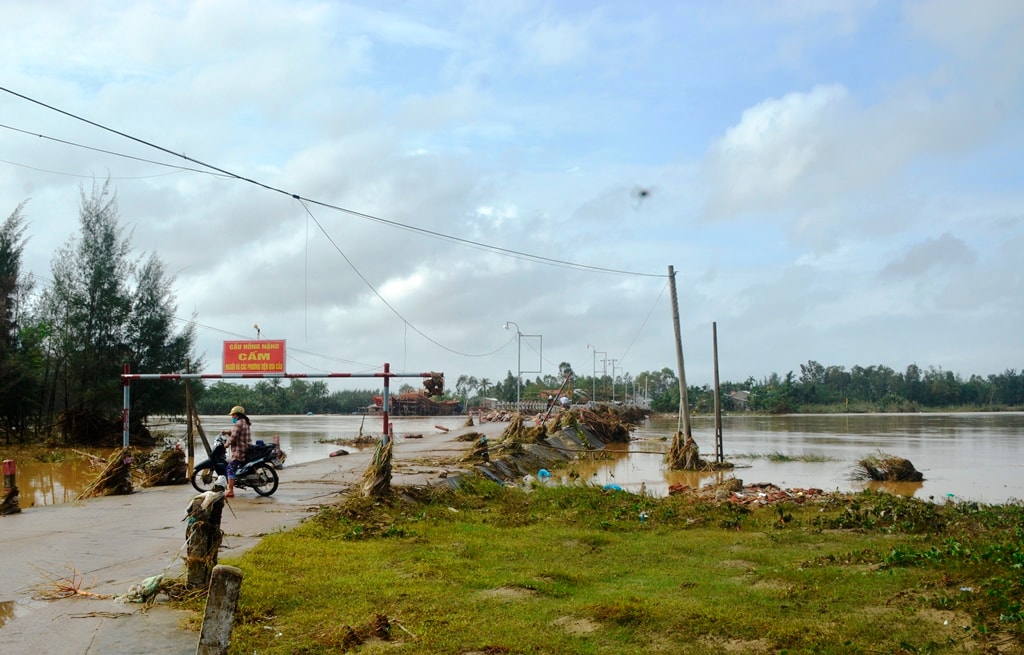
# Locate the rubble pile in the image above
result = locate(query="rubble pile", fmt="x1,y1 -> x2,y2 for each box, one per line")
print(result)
669,479 -> 831,506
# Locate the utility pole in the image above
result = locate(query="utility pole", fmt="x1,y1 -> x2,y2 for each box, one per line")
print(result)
586,344 -> 598,403
668,265 -> 691,439
713,321 -> 723,463
609,359 -> 618,402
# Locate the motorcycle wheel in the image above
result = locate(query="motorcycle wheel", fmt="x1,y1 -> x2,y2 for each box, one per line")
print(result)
249,463 -> 279,496
191,466 -> 219,493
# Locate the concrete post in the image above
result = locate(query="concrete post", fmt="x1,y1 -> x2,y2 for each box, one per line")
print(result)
1,460 -> 20,515
196,564 -> 243,655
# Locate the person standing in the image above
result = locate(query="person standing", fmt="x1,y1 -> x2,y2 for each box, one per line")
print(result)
221,405 -> 252,497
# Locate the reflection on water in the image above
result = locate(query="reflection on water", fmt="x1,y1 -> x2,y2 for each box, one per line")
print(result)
867,480 -> 925,497
4,412 -> 1022,506
0,600 -> 14,629
630,413 -> 1024,503
7,452 -> 117,509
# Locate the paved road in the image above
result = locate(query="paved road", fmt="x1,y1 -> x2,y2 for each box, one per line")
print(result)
0,422 -> 501,654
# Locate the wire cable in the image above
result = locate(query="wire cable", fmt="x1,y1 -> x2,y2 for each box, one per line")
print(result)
0,121 -> 231,178
0,86 -> 663,278
297,199 -> 519,359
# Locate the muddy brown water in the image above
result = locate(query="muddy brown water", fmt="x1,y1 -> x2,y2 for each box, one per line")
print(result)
5,412 -> 1022,508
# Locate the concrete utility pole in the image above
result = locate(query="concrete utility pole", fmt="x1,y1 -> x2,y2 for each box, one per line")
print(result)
503,321 -> 522,407
713,321 -> 724,463
668,265 -> 691,438
609,359 -> 618,402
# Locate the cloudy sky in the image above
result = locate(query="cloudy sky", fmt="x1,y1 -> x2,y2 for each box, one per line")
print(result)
2,0 -> 1022,392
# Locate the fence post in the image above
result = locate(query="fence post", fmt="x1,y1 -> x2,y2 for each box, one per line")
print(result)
2,460 -> 20,515
196,564 -> 243,655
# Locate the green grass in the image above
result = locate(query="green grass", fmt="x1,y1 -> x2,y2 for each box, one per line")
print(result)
212,484 -> 1023,654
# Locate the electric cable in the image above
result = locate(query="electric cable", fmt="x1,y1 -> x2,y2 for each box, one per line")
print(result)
6,87 -> 669,373
298,199 -> 519,359
0,86 -> 663,278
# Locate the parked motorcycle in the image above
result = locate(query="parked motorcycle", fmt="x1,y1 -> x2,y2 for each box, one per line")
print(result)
190,435 -> 281,496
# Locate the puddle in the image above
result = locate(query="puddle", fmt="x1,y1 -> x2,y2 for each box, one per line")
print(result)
2,451 -> 114,509
0,599 -> 46,629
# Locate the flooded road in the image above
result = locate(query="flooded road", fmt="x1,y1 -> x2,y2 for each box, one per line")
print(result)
6,412 -> 1022,507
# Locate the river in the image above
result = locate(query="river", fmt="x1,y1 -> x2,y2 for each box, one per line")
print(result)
6,412 -> 1022,508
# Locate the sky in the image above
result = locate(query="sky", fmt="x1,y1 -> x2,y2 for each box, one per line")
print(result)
1,0 -> 1022,393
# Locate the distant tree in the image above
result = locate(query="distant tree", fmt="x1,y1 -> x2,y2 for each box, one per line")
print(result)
41,182 -> 134,433
125,254 -> 199,418
500,371 -> 518,402
455,374 -> 478,399
0,201 -> 39,441
40,181 -> 197,443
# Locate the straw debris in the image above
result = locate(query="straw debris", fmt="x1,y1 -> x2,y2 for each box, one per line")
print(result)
32,565 -> 113,601
853,453 -> 924,482
666,433 -> 706,470
140,447 -> 188,487
77,447 -> 134,499
361,437 -> 393,498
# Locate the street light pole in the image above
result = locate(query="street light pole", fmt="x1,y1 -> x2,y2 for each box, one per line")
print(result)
586,344 -> 598,403
503,321 -> 522,407
609,359 -> 618,403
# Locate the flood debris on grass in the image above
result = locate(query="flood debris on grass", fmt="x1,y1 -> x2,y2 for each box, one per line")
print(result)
669,479 -> 831,506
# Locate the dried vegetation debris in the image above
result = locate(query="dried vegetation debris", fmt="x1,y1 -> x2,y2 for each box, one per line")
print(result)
669,479 -> 831,506
853,452 -> 925,482
77,447 -> 134,498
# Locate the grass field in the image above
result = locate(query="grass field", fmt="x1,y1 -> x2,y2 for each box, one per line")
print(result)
203,480 -> 1023,654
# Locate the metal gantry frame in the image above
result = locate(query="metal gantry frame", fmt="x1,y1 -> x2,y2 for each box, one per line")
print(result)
120,362 -> 438,448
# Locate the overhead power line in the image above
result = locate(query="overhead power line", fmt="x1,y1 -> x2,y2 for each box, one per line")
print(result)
0,85 -> 663,278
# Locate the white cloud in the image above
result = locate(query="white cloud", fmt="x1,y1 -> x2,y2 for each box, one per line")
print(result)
1,0 -> 1022,388
704,84 -> 850,217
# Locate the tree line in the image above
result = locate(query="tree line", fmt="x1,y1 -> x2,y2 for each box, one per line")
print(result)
455,362 -> 1024,414
2,183 -> 197,444
3,187 -> 1021,446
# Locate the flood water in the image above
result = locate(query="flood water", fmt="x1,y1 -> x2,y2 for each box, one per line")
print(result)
5,412 -> 1022,508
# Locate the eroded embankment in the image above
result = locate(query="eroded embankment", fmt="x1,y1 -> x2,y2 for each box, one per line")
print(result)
446,409 -> 835,507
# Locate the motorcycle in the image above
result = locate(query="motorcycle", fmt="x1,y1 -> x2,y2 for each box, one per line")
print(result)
190,435 -> 281,496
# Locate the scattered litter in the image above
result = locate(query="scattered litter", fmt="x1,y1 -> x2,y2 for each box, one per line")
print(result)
669,480 -> 829,506
115,575 -> 164,604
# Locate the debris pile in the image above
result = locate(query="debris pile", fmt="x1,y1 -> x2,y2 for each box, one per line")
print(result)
669,479 -> 830,506
77,447 -> 134,499
141,446 -> 188,487
853,453 -> 924,482
361,437 -> 393,498
497,413 -> 547,446
573,407 -> 631,442
666,433 -> 705,470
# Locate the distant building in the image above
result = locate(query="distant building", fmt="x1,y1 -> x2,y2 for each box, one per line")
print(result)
728,390 -> 750,410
